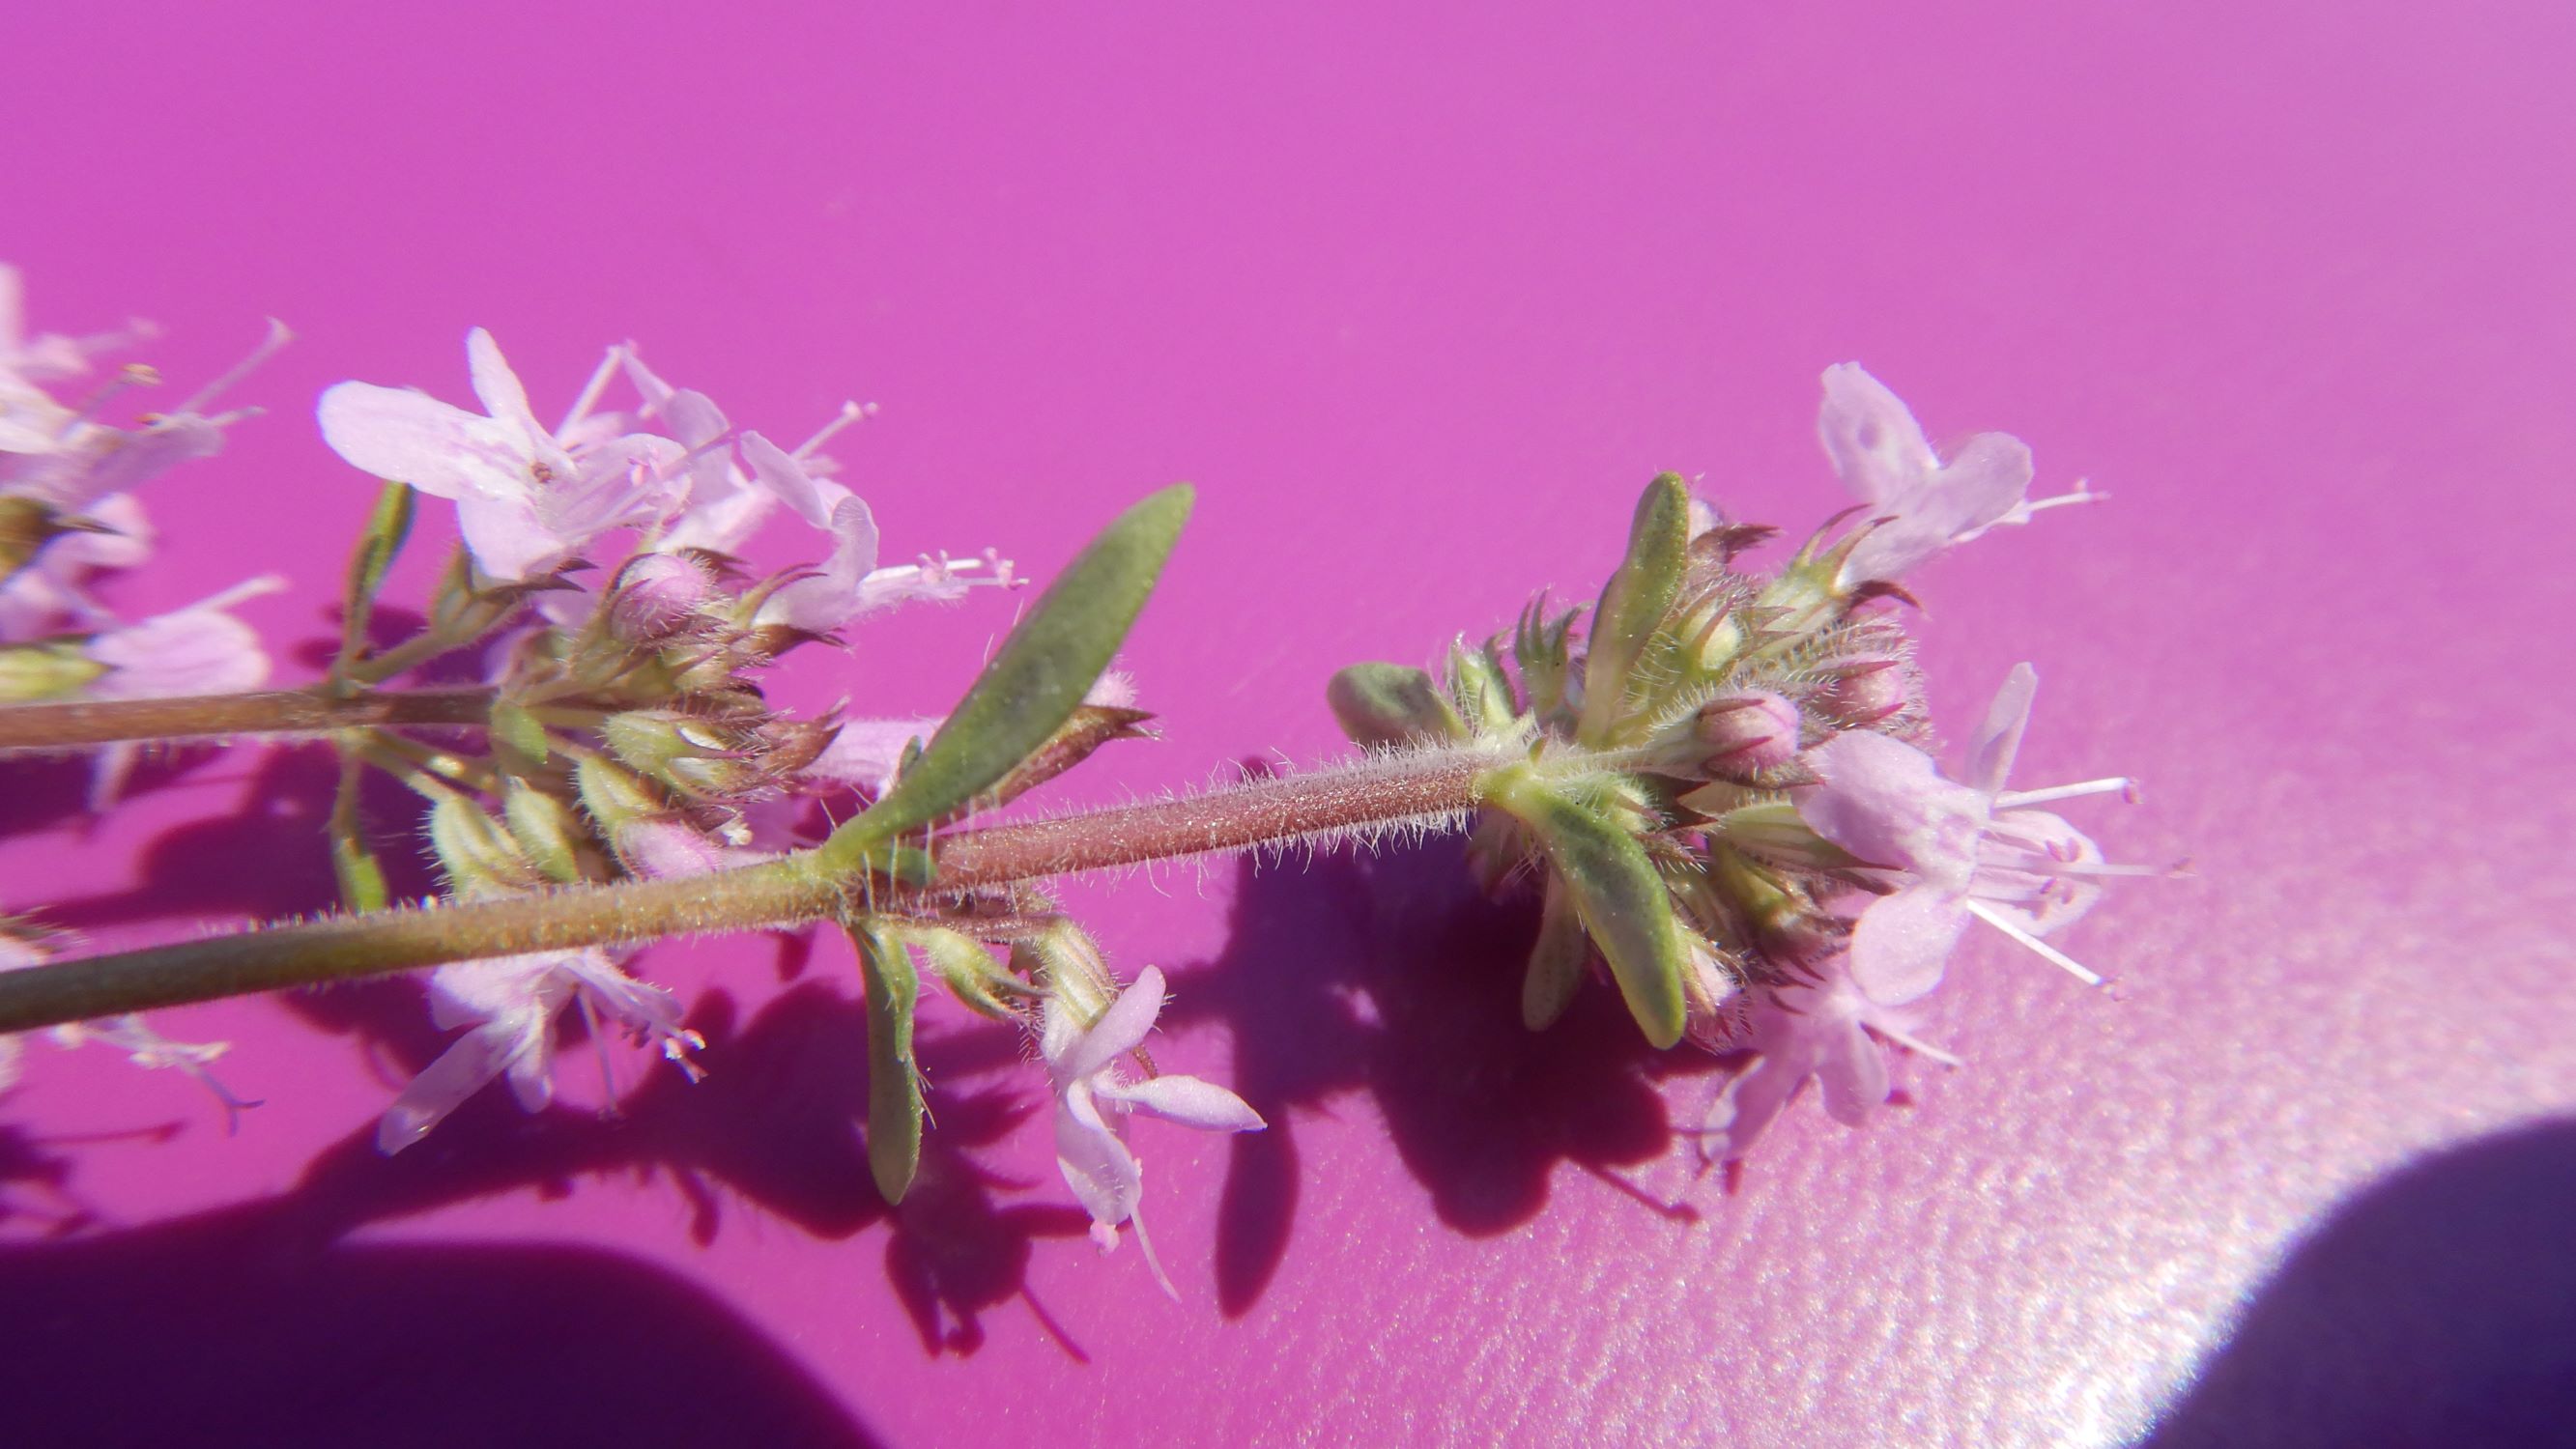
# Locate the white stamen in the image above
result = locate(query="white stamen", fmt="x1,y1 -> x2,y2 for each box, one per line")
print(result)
792,400 -> 872,460
176,574 -> 290,614
171,318 -> 293,416
1965,898 -> 2104,986
1994,777 -> 2133,810
558,344 -> 627,438
1873,1022 -> 1965,1067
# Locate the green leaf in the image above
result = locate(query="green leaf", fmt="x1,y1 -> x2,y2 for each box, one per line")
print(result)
1519,874 -> 1589,1032
1484,765 -> 1687,1048
331,482 -> 415,690
1577,473 -> 1691,745
820,485 -> 1193,870
849,922 -> 926,1205
1326,662 -> 1465,748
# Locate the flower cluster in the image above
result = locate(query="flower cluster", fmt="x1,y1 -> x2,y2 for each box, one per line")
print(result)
310,327 -> 1032,1149
0,267 -> 286,798
1331,364 -> 2135,1161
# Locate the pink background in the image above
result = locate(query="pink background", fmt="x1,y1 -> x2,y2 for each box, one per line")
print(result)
7,4 -> 2575,1445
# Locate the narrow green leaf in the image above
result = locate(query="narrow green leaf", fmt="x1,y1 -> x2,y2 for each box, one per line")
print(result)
1326,662 -> 1465,748
1485,765 -> 1687,1048
1520,874 -> 1589,1032
331,482 -> 416,689
821,485 -> 1193,870
850,922 -> 926,1205
1577,473 -> 1691,745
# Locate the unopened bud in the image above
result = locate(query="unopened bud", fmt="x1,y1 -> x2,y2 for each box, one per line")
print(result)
0,639 -> 106,702
1808,660 -> 1909,726
1694,691 -> 1800,776
907,927 -> 1032,1020
608,553 -> 717,641
428,796 -> 540,897
501,780 -> 594,883
1327,662 -> 1466,749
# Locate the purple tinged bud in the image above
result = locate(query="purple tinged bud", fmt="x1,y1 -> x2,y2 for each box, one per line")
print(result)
608,553 -> 716,640
1696,691 -> 1801,775
1809,660 -> 1909,726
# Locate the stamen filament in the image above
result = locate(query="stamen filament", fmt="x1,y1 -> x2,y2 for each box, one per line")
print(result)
1964,898 -> 2104,986
1993,777 -> 2132,809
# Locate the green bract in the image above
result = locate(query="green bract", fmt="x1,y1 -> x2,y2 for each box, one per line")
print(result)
821,484 -> 1193,871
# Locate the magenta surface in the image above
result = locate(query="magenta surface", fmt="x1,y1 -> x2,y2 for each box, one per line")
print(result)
6,5 -> 2574,1445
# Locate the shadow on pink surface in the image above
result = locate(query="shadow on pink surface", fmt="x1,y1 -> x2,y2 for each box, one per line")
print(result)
2143,1120 -> 2576,1448
0,1197 -> 885,1448
1185,839 -> 1716,1316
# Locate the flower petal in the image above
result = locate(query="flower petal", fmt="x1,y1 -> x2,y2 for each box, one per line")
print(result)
1800,729 -> 1988,889
466,327 -> 546,440
1818,363 -> 1938,506
1847,886 -> 1973,1005
1702,1052 -> 1802,1163
317,383 -> 524,501
1098,1072 -> 1266,1133
1814,1020 -> 1892,1126
1968,663 -> 2039,796
1054,1081 -> 1143,1229
1061,965 -> 1168,1080
741,430 -> 833,527
454,490 -> 566,582
757,495 -> 883,633
377,1014 -> 545,1153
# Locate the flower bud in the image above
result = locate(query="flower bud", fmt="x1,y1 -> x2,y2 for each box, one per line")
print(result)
607,553 -> 717,641
1694,691 -> 1800,776
905,926 -> 1032,1020
1327,662 -> 1465,749
502,779 -> 595,883
1808,659 -> 1909,726
427,795 -> 540,898
0,639 -> 106,702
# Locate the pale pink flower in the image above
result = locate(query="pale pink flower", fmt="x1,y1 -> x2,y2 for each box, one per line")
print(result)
0,314 -> 284,511
377,946 -> 704,1154
1798,664 -> 2137,1003
1042,965 -> 1264,1297
1818,363 -> 2088,584
1700,954 -> 1959,1163
0,929 -> 250,1125
802,715 -> 943,795
80,576 -> 283,700
753,491 -> 1016,636
0,264 -> 152,385
318,328 -> 686,582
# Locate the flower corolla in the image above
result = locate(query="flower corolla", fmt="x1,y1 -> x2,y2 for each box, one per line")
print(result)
377,946 -> 704,1153
1818,363 -> 2087,584
1797,663 -> 2135,1003
1042,965 -> 1264,1297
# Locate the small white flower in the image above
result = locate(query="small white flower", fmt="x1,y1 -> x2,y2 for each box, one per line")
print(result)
1042,965 -> 1263,1297
319,328 -> 685,582
1818,363 -> 2089,584
377,947 -> 704,1154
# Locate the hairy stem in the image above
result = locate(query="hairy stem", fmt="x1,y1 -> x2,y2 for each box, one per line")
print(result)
0,686 -> 498,750
0,748 -> 1499,1032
